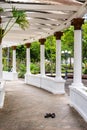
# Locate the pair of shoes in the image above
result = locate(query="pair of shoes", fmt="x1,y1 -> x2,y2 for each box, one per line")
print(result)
44,113 -> 56,118
44,113 -> 51,118
51,113 -> 56,118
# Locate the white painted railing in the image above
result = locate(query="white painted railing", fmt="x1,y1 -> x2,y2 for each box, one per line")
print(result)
25,74 -> 65,94
70,86 -> 87,122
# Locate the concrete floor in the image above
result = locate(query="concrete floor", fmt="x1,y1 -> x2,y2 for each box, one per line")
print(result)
0,79 -> 87,130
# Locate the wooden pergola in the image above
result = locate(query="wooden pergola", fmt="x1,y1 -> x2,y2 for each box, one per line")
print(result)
0,0 -> 86,47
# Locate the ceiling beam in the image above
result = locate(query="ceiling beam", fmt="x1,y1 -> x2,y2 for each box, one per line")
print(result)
0,2 -> 80,11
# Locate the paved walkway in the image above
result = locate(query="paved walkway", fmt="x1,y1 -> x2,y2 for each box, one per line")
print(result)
0,79 -> 87,130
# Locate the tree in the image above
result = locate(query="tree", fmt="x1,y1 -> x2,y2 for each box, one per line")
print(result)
16,45 -> 26,61
45,35 -> 56,74
61,26 -> 74,54
45,35 -> 56,62
82,21 -> 87,62
30,41 -> 40,62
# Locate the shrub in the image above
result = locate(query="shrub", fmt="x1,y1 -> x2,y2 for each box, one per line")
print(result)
45,59 -> 55,74
18,63 -> 26,78
30,62 -> 40,74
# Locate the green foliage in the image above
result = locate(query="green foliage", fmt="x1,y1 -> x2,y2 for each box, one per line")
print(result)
12,7 -> 29,30
2,47 -> 12,71
3,57 -> 8,71
0,7 -> 29,39
16,45 -> 26,60
30,42 -> 40,62
61,26 -> 74,54
61,64 -> 73,73
45,59 -> 55,74
0,7 -> 4,12
82,21 -> 87,61
45,36 -> 56,74
30,62 -> 40,74
18,63 -> 26,78
0,28 -> 4,41
83,62 -> 87,74
45,35 -> 56,62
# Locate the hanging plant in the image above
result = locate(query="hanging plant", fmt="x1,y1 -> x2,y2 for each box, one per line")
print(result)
0,6 -> 29,43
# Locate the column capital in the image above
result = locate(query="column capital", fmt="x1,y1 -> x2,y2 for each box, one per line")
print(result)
12,46 -> 16,50
39,38 -> 46,45
25,43 -> 31,48
71,18 -> 84,30
54,31 -> 63,40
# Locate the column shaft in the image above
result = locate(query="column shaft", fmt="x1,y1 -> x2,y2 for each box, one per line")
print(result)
54,32 -> 63,80
40,44 -> 45,76
39,39 -> 46,76
26,48 -> 31,74
73,30 -> 82,84
56,40 -> 61,78
13,49 -> 16,72
26,43 -> 31,74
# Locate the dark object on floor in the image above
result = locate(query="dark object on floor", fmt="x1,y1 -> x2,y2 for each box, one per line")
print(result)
51,113 -> 56,118
44,113 -> 56,118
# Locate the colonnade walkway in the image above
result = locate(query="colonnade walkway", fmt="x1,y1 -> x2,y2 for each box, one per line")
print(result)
0,79 -> 87,130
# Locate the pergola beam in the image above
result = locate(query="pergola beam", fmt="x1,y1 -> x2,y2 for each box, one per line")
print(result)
0,2 -> 80,11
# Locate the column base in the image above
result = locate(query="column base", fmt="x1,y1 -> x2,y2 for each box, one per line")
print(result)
70,82 -> 84,88
55,76 -> 65,82
25,73 -> 31,84
3,71 -> 18,80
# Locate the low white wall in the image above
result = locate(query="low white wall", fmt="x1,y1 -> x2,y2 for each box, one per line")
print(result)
25,74 -> 65,94
70,86 -> 87,122
25,74 -> 41,88
0,81 -> 5,108
3,71 -> 18,81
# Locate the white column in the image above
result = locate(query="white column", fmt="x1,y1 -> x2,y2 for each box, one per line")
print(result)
25,43 -> 31,75
0,44 -> 2,80
40,44 -> 45,76
73,30 -> 82,86
26,47 -> 31,74
54,32 -> 63,80
39,39 -> 46,76
56,40 -> 61,79
12,46 -> 16,73
12,49 -> 16,72
71,18 -> 84,87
